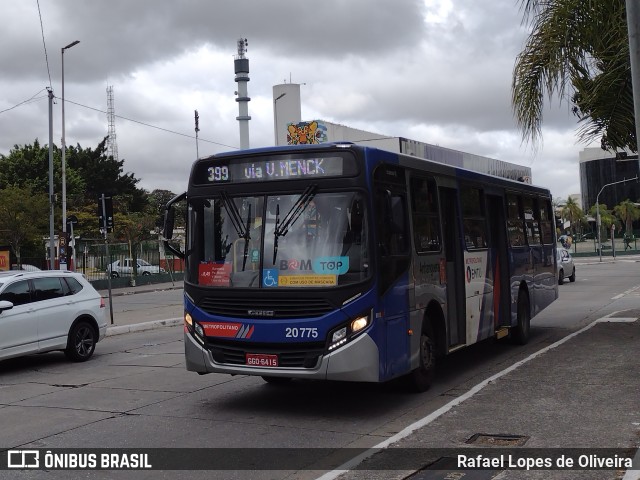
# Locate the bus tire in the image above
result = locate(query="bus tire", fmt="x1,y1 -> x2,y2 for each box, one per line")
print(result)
511,292 -> 531,345
261,376 -> 292,385
406,326 -> 435,392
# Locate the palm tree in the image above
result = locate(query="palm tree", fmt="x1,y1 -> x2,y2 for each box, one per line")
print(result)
560,197 -> 583,237
613,199 -> 640,236
588,203 -> 620,240
512,0 -> 635,152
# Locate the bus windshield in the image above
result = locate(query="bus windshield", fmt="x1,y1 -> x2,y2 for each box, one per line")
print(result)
192,191 -> 370,288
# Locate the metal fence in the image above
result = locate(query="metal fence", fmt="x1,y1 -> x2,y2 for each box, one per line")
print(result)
13,240 -> 184,283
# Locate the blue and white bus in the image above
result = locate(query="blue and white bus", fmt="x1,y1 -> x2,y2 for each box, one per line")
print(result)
164,143 -> 558,391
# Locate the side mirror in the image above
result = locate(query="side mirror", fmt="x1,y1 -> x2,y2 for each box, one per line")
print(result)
163,208 -> 176,240
163,192 -> 186,259
0,300 -> 14,313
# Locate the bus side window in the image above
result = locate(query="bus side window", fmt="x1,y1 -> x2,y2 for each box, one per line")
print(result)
410,177 -> 441,253
376,189 -> 410,294
523,196 -> 541,244
460,186 -> 487,250
379,190 -> 408,256
506,194 -> 525,247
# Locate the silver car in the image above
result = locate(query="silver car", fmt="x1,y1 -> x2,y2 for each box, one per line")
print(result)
557,248 -> 576,285
0,271 -> 107,362
107,258 -> 165,278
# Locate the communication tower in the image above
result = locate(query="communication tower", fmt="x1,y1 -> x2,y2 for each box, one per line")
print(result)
234,38 -> 251,149
106,85 -> 119,161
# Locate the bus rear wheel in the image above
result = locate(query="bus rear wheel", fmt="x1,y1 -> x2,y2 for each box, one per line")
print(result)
406,327 -> 435,392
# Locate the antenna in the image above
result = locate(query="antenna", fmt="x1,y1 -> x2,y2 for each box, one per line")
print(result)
194,110 -> 200,159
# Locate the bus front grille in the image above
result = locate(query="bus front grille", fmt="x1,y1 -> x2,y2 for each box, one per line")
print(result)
198,297 -> 334,319
208,341 -> 325,368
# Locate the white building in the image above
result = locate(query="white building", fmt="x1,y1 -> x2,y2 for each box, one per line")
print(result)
273,83 -> 532,182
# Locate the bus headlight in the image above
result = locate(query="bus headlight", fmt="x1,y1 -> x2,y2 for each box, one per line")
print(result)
330,327 -> 347,348
185,313 -> 205,343
327,311 -> 372,351
351,316 -> 368,333
194,322 -> 205,339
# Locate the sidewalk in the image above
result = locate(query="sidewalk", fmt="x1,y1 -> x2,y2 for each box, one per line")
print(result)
324,313 -> 640,480
99,280 -> 184,337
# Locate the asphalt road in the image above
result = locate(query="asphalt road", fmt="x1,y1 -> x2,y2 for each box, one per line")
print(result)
0,258 -> 638,480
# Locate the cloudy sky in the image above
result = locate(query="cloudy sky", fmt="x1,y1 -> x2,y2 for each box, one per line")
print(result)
0,0 -> 596,201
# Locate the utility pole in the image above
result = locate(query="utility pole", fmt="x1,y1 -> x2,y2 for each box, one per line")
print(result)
48,88 -> 55,269
101,194 -> 114,324
626,0 -> 640,171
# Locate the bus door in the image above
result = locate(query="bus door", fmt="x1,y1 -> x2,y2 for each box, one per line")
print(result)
374,166 -> 411,379
460,186 -> 491,343
487,194 -> 511,329
439,187 -> 466,348
523,196 -> 542,310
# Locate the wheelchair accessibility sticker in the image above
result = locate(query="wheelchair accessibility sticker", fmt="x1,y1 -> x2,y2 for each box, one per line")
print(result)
263,269 -> 279,287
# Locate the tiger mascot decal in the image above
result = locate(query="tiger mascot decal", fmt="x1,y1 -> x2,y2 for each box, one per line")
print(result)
287,121 -> 319,145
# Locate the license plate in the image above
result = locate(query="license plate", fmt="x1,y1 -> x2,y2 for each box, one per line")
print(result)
246,353 -> 278,367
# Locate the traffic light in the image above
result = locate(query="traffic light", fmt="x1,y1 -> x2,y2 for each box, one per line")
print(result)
58,232 -> 70,266
98,195 -> 114,232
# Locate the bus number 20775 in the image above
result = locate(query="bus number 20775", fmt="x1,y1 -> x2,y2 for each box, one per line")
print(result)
285,327 -> 319,339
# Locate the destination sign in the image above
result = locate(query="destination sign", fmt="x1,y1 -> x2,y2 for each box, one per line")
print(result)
193,154 -> 355,184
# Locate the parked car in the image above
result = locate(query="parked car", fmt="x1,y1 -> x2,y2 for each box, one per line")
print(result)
0,270 -> 107,362
107,258 -> 165,278
556,248 -> 576,285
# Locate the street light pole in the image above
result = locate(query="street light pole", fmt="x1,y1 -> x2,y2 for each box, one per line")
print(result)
47,88 -> 55,270
595,176 -> 638,262
61,40 -> 80,269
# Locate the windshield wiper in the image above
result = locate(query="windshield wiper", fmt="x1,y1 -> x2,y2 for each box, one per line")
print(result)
220,192 -> 251,271
242,204 -> 251,271
272,184 -> 317,263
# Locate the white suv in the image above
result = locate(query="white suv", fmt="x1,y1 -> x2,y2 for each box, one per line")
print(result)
0,271 -> 107,362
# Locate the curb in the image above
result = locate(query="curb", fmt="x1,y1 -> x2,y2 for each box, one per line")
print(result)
105,317 -> 182,337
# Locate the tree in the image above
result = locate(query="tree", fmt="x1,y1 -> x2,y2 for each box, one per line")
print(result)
113,211 -> 157,278
560,197 -> 584,236
66,137 -> 148,213
0,138 -> 148,214
0,186 -> 49,265
147,189 -> 186,231
613,199 -> 640,236
0,139 -> 85,197
588,203 -> 619,240
512,0 -> 635,152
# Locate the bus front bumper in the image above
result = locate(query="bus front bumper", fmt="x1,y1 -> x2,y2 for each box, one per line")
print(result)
184,331 -> 380,383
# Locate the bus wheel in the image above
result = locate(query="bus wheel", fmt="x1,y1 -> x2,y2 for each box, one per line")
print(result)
511,292 -> 531,345
261,376 -> 292,385
407,327 -> 435,392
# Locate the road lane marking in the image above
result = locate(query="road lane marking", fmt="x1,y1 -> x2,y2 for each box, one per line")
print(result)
612,284 -> 640,300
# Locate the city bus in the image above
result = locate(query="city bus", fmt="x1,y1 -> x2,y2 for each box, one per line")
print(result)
163,142 -> 558,391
